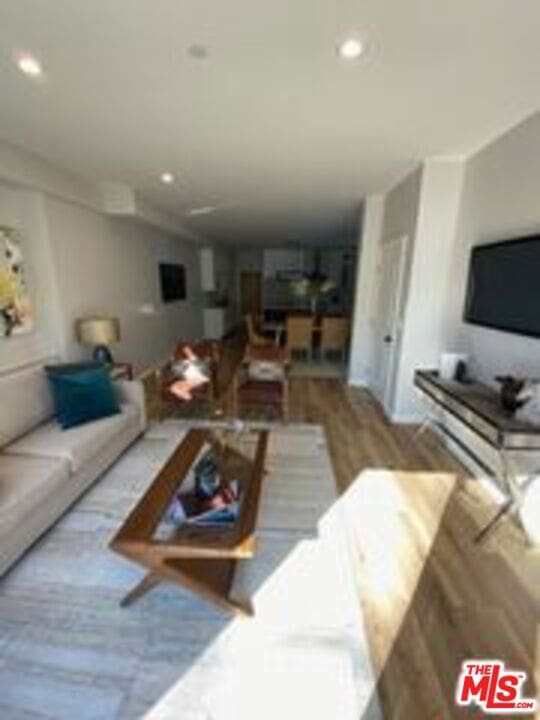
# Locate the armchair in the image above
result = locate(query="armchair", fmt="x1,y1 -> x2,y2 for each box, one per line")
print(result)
233,344 -> 290,422
161,340 -> 220,414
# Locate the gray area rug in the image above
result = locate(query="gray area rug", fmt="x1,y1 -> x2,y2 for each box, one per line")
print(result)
289,360 -> 346,379
0,422 -> 380,720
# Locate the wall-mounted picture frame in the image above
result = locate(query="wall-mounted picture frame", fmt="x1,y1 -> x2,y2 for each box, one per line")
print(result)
0,226 -> 33,337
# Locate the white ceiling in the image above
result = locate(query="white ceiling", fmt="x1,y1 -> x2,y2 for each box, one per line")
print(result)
1,0 -> 540,245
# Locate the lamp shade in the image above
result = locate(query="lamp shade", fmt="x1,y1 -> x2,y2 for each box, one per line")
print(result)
76,317 -> 120,347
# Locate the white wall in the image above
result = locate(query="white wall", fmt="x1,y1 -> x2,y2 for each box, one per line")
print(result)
347,169 -> 422,393
45,198 -> 203,373
350,161 -> 465,421
374,168 -> 423,411
444,112 -> 540,384
212,245 -> 237,313
348,196 -> 383,386
392,159 -> 465,420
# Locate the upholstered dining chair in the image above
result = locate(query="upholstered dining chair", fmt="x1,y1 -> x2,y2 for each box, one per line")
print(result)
234,344 -> 290,422
286,314 -> 314,359
320,317 -> 349,360
244,314 -> 274,347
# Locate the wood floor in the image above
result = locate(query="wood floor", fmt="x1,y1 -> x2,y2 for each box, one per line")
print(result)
149,342 -> 539,719
286,378 -> 538,719
286,376 -> 463,492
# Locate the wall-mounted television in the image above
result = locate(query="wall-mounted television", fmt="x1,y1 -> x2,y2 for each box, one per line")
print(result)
159,263 -> 186,302
464,235 -> 540,338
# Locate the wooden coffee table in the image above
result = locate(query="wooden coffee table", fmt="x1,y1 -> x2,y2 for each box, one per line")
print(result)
110,428 -> 268,615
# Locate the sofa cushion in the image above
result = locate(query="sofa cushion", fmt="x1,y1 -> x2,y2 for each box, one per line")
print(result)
5,403 -> 138,473
0,454 -> 71,539
0,362 -> 55,449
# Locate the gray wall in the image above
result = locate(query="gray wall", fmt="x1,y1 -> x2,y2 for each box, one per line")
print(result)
0,185 -> 60,370
381,167 -> 423,247
354,110 -> 540,419
45,197 -> 203,372
444,111 -> 540,384
0,184 -> 204,374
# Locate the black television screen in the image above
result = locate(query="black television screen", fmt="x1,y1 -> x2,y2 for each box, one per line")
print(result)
464,235 -> 540,338
159,263 -> 186,302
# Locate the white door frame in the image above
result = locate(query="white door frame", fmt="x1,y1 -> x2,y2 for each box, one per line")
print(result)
373,235 -> 409,415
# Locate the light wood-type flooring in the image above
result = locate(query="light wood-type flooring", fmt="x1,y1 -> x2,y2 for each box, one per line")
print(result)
147,340 -> 539,719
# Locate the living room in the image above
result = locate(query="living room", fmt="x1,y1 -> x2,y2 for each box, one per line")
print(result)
1,2 -> 540,719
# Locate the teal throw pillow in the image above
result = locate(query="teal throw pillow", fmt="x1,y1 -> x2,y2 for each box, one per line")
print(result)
46,366 -> 120,429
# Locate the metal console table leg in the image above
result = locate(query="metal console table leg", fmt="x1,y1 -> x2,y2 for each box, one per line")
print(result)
475,451 -> 536,544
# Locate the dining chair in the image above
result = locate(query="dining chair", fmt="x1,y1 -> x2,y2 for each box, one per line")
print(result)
233,344 -> 290,422
244,314 -> 274,347
320,317 -> 349,361
286,315 -> 314,359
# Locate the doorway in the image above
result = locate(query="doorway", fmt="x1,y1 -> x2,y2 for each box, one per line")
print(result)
240,271 -> 262,317
372,235 -> 408,415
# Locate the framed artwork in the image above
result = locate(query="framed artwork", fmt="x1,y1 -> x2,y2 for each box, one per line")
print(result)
0,226 -> 33,337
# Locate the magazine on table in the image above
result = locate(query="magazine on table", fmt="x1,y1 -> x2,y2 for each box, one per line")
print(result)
153,453 -> 241,539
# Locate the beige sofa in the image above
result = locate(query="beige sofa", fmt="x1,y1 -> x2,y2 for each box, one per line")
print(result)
0,361 -> 146,575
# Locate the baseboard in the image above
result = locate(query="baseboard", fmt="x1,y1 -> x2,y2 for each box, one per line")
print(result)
347,373 -> 370,388
347,379 -> 370,388
389,411 -> 423,424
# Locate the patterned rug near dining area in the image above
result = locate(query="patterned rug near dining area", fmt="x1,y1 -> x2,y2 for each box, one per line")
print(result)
289,358 -> 346,379
0,421 -> 381,720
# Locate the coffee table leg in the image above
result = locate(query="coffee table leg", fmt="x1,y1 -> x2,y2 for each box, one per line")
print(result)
120,571 -> 162,608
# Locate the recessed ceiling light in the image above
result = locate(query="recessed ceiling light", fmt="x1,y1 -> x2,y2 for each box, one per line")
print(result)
16,53 -> 43,77
160,172 -> 175,184
337,38 -> 363,60
188,44 -> 209,60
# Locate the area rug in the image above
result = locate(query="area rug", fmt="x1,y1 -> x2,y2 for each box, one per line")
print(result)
0,423 -> 381,720
289,359 -> 346,379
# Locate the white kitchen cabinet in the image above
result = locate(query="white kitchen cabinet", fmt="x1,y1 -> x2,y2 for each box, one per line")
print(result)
200,247 -> 216,291
203,307 -> 232,339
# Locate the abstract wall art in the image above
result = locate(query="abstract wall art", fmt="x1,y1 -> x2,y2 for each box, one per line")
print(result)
0,226 -> 33,337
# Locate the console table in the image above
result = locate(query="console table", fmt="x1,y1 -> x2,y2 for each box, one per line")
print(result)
414,370 -> 540,542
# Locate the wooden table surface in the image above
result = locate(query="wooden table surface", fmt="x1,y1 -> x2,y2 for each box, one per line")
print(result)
110,428 -> 269,615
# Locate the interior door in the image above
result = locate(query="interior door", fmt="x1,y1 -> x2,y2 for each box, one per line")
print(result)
372,236 -> 408,414
240,271 -> 262,317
